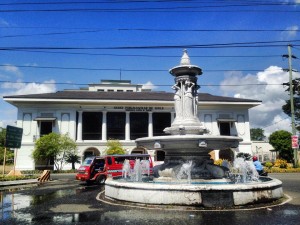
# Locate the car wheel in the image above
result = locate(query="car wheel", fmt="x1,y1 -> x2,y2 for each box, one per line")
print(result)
96,175 -> 106,185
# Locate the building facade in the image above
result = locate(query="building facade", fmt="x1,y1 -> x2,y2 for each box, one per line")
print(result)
4,79 -> 261,170
251,141 -> 277,163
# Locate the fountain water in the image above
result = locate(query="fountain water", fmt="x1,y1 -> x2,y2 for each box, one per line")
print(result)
105,50 -> 283,208
121,159 -> 151,182
176,160 -> 193,183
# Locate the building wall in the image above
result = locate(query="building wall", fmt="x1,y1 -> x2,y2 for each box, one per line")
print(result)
13,101 -> 253,170
251,141 -> 275,162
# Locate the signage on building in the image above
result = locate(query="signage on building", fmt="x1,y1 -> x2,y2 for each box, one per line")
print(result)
291,135 -> 298,149
112,106 -> 165,112
125,107 -> 153,112
5,125 -> 23,149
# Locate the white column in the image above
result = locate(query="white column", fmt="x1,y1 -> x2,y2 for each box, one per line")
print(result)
214,150 -> 220,160
102,111 -> 107,141
125,111 -> 130,141
77,111 -> 83,141
148,112 -> 153,137
171,112 -> 175,124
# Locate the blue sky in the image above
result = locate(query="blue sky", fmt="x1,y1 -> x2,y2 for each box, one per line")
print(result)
0,0 -> 300,136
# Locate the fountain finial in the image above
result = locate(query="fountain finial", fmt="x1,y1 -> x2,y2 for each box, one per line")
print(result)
180,49 -> 191,65
169,49 -> 202,77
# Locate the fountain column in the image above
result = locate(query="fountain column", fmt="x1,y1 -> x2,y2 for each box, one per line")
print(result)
76,111 -> 83,142
102,111 -> 107,141
163,50 -> 207,135
125,112 -> 130,141
148,112 -> 153,137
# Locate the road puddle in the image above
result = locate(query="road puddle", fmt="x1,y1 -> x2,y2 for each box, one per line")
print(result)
0,188 -> 76,221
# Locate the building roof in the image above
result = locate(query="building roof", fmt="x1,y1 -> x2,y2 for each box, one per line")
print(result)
3,90 -> 261,103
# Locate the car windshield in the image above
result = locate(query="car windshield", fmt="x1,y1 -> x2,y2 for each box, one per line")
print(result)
82,158 -> 93,166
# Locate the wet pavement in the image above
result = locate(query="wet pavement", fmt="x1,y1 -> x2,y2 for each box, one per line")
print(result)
0,173 -> 300,225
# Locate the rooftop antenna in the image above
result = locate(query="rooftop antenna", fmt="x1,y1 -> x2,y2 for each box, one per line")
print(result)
119,68 -> 122,80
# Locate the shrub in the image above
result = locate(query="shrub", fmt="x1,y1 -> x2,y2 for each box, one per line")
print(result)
264,161 -> 273,169
105,139 -> 126,155
274,159 -> 288,169
214,159 -> 223,166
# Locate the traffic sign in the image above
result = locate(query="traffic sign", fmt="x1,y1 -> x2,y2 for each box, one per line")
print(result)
5,125 -> 23,149
291,135 -> 298,149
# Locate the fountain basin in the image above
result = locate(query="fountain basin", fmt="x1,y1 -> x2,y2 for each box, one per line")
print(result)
136,135 -> 242,152
105,177 -> 283,208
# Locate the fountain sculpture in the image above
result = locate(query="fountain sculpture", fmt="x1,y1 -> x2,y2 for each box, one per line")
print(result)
105,50 -> 283,208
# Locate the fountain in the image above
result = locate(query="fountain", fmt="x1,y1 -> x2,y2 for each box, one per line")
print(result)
105,50 -> 283,208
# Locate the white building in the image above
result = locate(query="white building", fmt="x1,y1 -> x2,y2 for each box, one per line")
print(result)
3,79 -> 261,170
251,141 -> 276,163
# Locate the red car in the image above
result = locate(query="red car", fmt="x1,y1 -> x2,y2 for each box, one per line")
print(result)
76,154 -> 153,184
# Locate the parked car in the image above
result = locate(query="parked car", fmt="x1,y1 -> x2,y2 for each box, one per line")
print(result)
76,154 -> 153,184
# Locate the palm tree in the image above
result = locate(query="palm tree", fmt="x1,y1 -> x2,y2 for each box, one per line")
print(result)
65,152 -> 80,170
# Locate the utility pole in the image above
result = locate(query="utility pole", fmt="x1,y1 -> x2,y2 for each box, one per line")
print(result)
284,44 -> 298,167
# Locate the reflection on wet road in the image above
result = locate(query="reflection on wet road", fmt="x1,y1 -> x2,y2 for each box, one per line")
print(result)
0,173 -> 300,225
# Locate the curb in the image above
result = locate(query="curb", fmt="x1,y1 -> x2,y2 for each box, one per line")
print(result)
0,179 -> 38,189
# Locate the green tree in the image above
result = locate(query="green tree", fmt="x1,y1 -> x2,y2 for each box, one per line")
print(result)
105,139 -> 126,155
32,133 -> 77,170
250,128 -> 266,141
282,78 -> 300,130
269,130 -> 293,162
65,151 -> 80,170
0,128 -> 14,165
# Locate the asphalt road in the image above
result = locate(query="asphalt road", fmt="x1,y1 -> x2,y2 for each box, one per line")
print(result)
1,173 -> 300,225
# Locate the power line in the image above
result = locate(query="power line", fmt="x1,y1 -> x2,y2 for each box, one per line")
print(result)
0,64 -> 287,73
0,0 -> 295,6
0,0 -> 297,13
1,39 -> 300,50
0,8 -> 298,13
1,25 -> 297,32
261,116 -> 290,129
0,80 -> 286,87
0,49 -> 281,58
0,2 -> 298,13
1,28 -> 298,39
0,0 -> 297,8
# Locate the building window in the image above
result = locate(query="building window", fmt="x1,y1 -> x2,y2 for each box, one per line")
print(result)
97,89 -> 104,92
82,112 -> 102,140
130,112 -> 148,140
219,122 -> 231,136
108,89 -> 114,92
156,150 -> 165,161
107,112 -> 126,140
126,90 -> 133,92
153,113 -> 171,136
117,90 -> 124,92
40,121 -> 53,136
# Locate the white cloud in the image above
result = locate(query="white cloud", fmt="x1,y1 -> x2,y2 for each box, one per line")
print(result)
0,18 -> 9,27
0,64 -> 22,76
220,66 -> 300,136
142,81 -> 158,90
24,63 -> 38,67
0,107 -> 17,128
0,80 -> 57,127
1,79 -> 56,96
281,25 -> 299,40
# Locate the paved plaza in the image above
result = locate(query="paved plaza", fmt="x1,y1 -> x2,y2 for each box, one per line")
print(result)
1,173 -> 300,225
